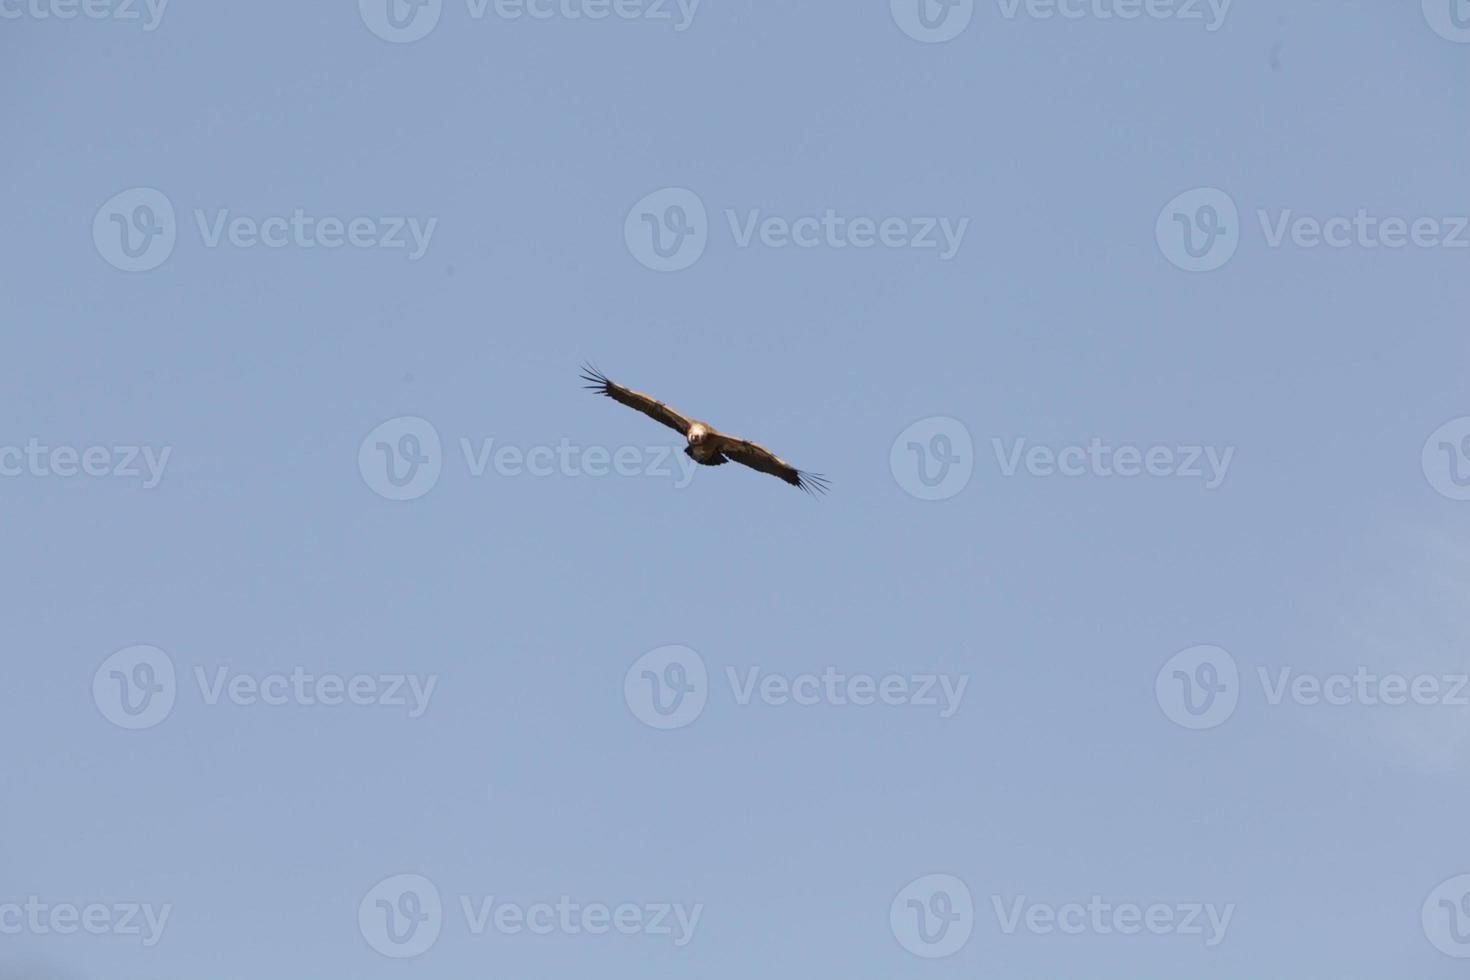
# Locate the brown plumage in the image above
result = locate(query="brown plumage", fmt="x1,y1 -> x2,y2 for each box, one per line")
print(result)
581,364 -> 829,495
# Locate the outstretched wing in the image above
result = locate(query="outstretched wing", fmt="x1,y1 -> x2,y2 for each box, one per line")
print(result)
580,364 -> 692,437
711,434 -> 830,495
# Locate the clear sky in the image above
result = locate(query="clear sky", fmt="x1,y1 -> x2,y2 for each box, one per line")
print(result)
3,1 -> 1470,978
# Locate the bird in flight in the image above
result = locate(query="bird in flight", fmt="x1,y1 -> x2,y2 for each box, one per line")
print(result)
580,364 -> 829,495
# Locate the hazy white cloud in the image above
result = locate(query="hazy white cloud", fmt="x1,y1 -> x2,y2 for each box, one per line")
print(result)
1314,523 -> 1470,773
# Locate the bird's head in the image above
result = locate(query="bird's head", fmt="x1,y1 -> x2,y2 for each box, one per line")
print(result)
688,424 -> 707,445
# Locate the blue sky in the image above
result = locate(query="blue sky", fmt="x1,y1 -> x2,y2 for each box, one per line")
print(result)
3,1 -> 1470,977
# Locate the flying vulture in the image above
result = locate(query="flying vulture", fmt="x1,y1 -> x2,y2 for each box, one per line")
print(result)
580,365 -> 830,495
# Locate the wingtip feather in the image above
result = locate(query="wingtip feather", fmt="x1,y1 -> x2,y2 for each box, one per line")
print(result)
579,362 -> 612,393
796,471 -> 831,496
